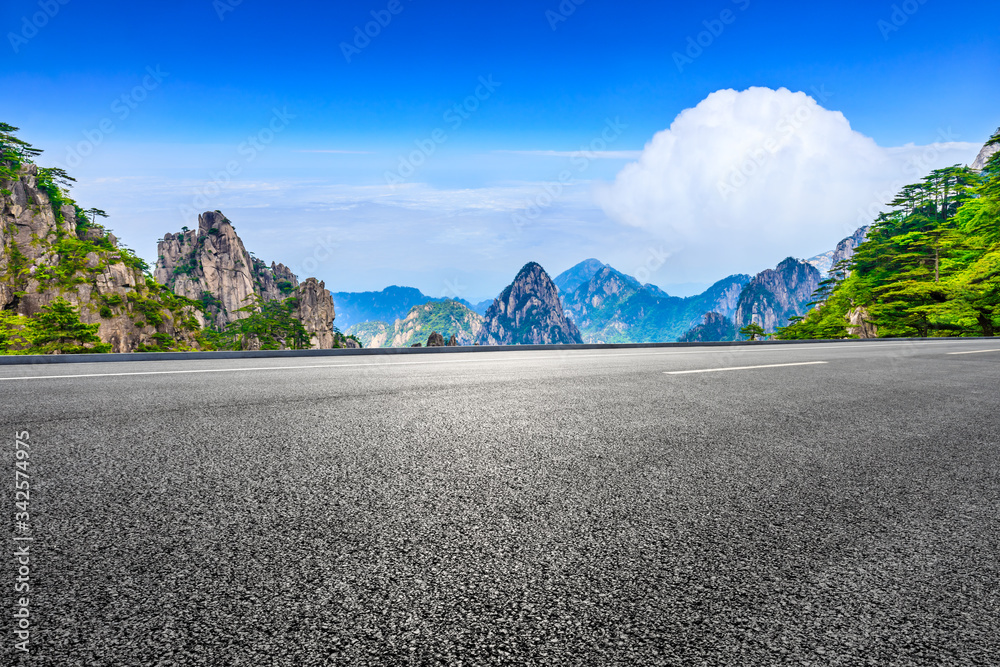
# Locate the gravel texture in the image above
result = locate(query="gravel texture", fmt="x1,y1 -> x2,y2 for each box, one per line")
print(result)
1,340 -> 998,665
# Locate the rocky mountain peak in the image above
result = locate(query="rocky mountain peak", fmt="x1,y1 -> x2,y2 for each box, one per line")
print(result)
478,262 -> 583,345
153,210 -> 338,349
734,257 -> 820,333
553,258 -> 608,295
155,211 -> 308,327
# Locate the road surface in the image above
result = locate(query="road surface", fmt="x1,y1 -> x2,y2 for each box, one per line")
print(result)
2,340 -> 998,665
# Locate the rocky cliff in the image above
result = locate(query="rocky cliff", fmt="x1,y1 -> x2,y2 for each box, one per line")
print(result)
154,211 -> 300,327
971,129 -> 999,170
1,163 -> 202,352
478,262 -> 583,345
348,300 -> 483,348
293,277 -> 338,349
733,257 -> 821,333
830,226 -> 869,269
805,226 -> 869,275
154,211 -> 339,349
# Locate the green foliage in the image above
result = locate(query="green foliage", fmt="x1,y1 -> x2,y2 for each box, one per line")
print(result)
1,122 -> 42,184
739,322 -> 766,341
23,298 -> 111,354
780,149 -> 1000,340
0,311 -> 31,353
211,295 -> 311,351
199,290 -> 223,312
116,243 -> 150,274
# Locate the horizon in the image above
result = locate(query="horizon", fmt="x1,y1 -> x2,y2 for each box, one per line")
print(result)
2,0 -> 998,302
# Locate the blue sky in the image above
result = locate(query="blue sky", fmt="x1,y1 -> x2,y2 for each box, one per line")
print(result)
2,0 -> 998,300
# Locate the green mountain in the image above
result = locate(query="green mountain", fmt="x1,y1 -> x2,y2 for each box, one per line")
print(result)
779,130 -> 1000,339
564,266 -> 750,343
679,312 -> 738,342
346,299 -> 483,347
332,286 -> 481,330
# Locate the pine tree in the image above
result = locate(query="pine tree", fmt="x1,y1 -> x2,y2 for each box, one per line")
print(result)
26,299 -> 111,354
739,322 -> 766,341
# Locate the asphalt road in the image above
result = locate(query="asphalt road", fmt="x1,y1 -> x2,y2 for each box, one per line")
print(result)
1,340 -> 999,666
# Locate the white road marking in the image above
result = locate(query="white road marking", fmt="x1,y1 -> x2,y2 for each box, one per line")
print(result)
0,339 -> 986,381
0,357 -> 540,381
947,349 -> 1000,355
664,361 -> 829,375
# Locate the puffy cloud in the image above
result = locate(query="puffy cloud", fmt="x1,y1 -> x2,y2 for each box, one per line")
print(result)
595,87 -> 981,281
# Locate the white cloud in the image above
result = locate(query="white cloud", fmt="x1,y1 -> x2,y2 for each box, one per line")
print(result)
595,87 -> 982,281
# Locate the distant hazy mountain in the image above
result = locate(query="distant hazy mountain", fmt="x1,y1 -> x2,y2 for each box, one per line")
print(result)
562,265 -> 751,343
470,299 -> 494,316
804,226 -> 869,276
804,249 -> 836,276
332,286 -> 476,330
346,300 -> 484,347
553,258 -> 607,295
478,262 -> 583,345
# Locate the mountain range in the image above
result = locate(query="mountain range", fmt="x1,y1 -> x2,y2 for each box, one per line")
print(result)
6,120 -> 990,355
331,286 -> 490,331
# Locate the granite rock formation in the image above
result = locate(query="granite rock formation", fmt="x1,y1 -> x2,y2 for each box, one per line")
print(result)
154,211 -> 339,349
733,258 -> 821,333
1,164 -> 201,352
154,211 -> 300,327
971,130 -> 999,170
478,262 -> 583,345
